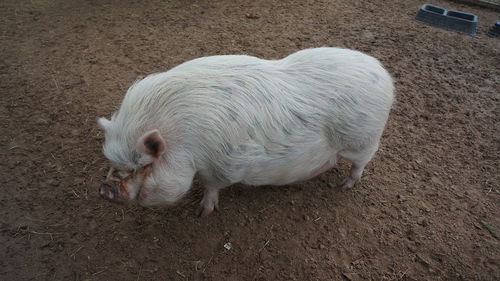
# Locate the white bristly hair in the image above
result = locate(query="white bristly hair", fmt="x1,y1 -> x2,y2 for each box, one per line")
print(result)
98,47 -> 394,210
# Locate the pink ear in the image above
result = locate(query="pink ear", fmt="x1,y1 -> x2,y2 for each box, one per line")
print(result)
97,117 -> 112,131
137,130 -> 166,158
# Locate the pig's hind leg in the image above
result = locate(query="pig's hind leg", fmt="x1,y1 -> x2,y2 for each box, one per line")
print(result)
338,146 -> 378,189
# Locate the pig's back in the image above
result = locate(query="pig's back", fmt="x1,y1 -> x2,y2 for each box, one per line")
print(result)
170,47 -> 394,145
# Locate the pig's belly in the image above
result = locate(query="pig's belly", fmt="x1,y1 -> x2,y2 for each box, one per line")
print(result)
239,151 -> 337,186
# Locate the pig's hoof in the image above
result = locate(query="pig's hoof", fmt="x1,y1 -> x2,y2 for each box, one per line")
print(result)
340,177 -> 357,190
197,201 -> 219,217
197,206 -> 211,217
99,183 -> 118,201
198,189 -> 220,217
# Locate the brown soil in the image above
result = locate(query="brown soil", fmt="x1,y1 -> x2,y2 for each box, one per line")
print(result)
1,0 -> 499,280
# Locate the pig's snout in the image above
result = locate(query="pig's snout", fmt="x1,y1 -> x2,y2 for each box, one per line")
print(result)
99,182 -> 117,201
99,182 -> 128,203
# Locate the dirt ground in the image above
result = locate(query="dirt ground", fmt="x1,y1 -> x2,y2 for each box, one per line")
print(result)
1,0 -> 499,280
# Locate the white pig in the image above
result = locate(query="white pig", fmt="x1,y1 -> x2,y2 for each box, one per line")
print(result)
97,47 -> 394,216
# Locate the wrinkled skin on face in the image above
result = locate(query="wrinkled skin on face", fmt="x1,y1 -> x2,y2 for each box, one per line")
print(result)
97,119 -> 196,209
99,165 -> 153,203
96,122 -> 172,206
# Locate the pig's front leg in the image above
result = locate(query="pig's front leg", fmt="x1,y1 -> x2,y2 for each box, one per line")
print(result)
196,171 -> 230,217
198,184 -> 221,217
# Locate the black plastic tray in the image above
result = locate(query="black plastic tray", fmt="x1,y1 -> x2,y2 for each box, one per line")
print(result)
487,20 -> 500,37
415,4 -> 478,35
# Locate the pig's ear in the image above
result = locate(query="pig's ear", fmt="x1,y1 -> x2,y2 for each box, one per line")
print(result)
137,130 -> 166,159
97,117 -> 112,131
